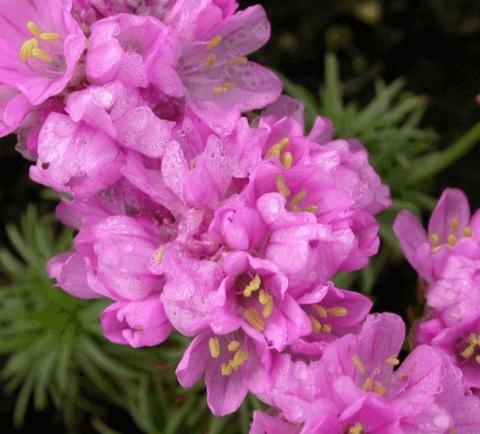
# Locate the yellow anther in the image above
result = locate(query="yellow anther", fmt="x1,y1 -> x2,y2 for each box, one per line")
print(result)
476,355 -> 480,365
374,382 -> 385,396
204,54 -> 217,69
258,289 -> 269,305
27,21 -> 43,37
304,205 -> 318,213
461,343 -> 476,359
327,306 -> 348,317
322,323 -> 332,333
19,38 -> 38,60
265,137 -> 290,159
32,47 -> 52,63
213,81 -> 236,94
429,233 -> 441,246
431,245 -> 442,254
281,152 -> 293,169
464,226 -> 473,237
40,32 -> 60,41
362,377 -> 373,391
243,274 -> 261,298
229,56 -> 248,65
228,340 -> 241,352
349,422 -> 364,434
153,246 -> 166,264
447,234 -> 457,247
450,217 -> 459,236
207,34 -> 222,50
313,304 -> 328,318
352,354 -> 365,374
309,315 -> 322,334
262,296 -> 274,318
386,356 -> 400,366
244,308 -> 265,331
231,349 -> 248,369
209,337 -> 221,358
275,174 -> 290,197
290,191 -> 307,209
221,362 -> 233,376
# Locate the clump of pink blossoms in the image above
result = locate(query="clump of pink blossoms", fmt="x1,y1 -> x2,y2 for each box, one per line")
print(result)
2,1 -> 480,432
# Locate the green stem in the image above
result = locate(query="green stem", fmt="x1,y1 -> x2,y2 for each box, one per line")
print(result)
405,121 -> 480,184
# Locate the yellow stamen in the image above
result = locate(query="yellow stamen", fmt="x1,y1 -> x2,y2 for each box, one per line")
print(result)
374,382 -> 385,396
313,304 -> 328,318
243,274 -> 261,298
349,422 -> 364,434
352,354 -> 365,374
265,138 -> 290,158
362,377 -> 373,391
231,349 -> 248,369
19,38 -> 38,60
464,226 -> 473,237
32,47 -> 52,63
475,355 -> 480,365
431,245 -> 442,254
322,323 -> 332,333
262,296 -> 274,318
386,356 -> 400,366
275,174 -> 290,197
290,191 -> 306,205
327,306 -> 348,317
429,233 -> 441,246
221,362 -> 233,376
304,205 -> 318,213
258,289 -> 268,305
213,81 -> 236,94
40,32 -> 60,41
309,315 -> 322,334
450,217 -> 459,236
153,246 -> 166,264
204,54 -> 217,69
209,337 -> 221,359
228,340 -> 241,352
447,234 -> 457,246
207,34 -> 222,50
244,308 -> 265,331
229,56 -> 248,65
27,21 -> 43,37
461,343 -> 476,359
281,152 -> 293,169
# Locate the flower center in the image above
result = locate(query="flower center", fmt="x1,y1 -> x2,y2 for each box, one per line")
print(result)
348,422 -> 364,434
208,336 -> 248,376
265,137 -> 294,169
460,333 -> 480,363
274,173 -> 318,213
18,20 -> 65,77
307,304 -> 348,335
430,217 -> 473,253
237,274 -> 274,332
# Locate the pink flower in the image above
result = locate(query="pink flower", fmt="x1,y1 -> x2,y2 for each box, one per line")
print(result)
153,4 -> 282,136
101,296 -> 172,348
50,215 -> 168,301
394,188 -> 479,282
86,13 -> 168,88
30,113 -> 124,197
0,0 -> 85,105
176,329 -> 272,416
432,313 -> 480,390
66,81 -> 175,158
210,252 -> 312,351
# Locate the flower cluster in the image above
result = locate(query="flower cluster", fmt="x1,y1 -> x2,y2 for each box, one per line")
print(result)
395,189 -> 480,393
2,1 -> 480,432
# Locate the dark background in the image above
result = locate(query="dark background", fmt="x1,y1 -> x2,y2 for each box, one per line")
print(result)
1,0 -> 479,431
